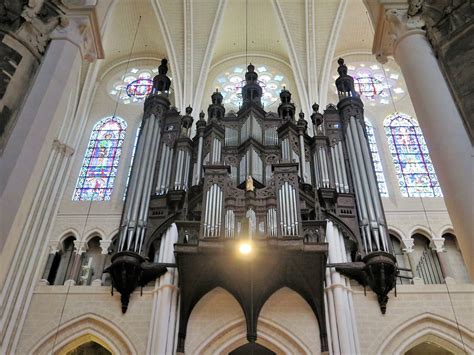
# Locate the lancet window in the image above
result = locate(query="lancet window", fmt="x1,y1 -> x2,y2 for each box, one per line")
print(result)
384,113 -> 442,197
73,116 -> 127,201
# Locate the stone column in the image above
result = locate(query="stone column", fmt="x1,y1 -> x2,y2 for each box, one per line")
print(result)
374,7 -> 474,278
0,7 -> 103,353
432,237 -> 453,280
401,237 -> 421,284
146,224 -> 179,355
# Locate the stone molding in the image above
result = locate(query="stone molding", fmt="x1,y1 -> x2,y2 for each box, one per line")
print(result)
51,3 -> 104,62
372,2 -> 426,63
52,139 -> 75,156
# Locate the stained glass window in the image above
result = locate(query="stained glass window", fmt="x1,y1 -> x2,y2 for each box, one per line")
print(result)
109,67 -> 158,105
335,62 -> 406,107
213,65 -> 286,109
365,120 -> 388,197
73,116 -> 127,201
384,113 -> 442,197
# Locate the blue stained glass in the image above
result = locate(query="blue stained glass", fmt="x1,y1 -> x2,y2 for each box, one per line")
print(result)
384,113 -> 442,197
73,116 -> 127,201
364,120 -> 388,197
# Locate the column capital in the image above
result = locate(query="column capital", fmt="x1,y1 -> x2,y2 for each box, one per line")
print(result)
50,1 -> 104,62
401,238 -> 414,253
373,3 -> 426,63
99,240 -> 112,255
431,237 -> 446,252
73,239 -> 87,254
48,240 -> 60,254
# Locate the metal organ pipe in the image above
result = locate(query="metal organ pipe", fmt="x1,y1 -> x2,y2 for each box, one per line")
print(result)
136,117 -> 162,251
338,142 -> 350,193
355,121 -> 388,251
321,147 -> 330,188
331,146 -> 340,192
346,120 -> 372,253
126,116 -> 155,250
335,145 -> 345,193
349,117 -> 380,250
278,188 -> 284,235
299,134 -> 307,182
195,136 -> 204,184
120,118 -> 147,250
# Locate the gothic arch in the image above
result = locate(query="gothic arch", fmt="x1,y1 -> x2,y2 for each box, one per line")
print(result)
58,229 -> 80,245
439,224 -> 455,238
30,313 -> 137,355
84,228 -> 106,244
409,225 -> 434,241
387,226 -> 407,242
376,313 -> 473,355
188,287 -> 319,354
194,318 -> 312,354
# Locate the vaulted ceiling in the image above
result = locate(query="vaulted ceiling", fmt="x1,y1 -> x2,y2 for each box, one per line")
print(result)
93,0 -> 406,117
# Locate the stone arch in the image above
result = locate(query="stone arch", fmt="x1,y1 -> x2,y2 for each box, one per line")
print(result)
388,226 -> 406,242
54,333 -> 114,355
409,225 -> 434,241
30,313 -> 137,355
186,287 -> 245,354
84,228 -> 105,244
376,313 -> 473,355
195,318 -> 312,354
58,229 -> 79,245
439,224 -> 455,238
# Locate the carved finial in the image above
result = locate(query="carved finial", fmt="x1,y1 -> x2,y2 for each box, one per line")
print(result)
299,111 -> 304,120
159,58 -> 168,74
279,87 -> 292,104
185,105 -> 193,115
211,89 -> 223,105
152,58 -> 172,93
335,57 -> 358,99
199,111 -> 205,120
311,102 -> 324,130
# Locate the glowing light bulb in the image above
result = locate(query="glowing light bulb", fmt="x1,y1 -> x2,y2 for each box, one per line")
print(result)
239,242 -> 252,255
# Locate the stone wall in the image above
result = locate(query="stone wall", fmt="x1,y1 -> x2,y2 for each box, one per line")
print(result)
17,285 -> 154,354
353,282 -> 474,354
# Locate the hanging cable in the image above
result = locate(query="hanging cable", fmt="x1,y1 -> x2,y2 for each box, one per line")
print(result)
245,0 -> 248,66
49,15 -> 142,354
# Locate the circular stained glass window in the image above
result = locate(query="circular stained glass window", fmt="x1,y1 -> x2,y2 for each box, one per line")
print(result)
213,65 -> 286,109
334,62 -> 405,106
354,76 -> 384,98
108,67 -> 161,105
126,79 -> 153,100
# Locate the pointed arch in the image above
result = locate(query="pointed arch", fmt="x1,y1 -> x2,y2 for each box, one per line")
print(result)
376,313 -> 473,355
30,313 -> 137,355
384,112 -> 442,197
73,116 -> 127,201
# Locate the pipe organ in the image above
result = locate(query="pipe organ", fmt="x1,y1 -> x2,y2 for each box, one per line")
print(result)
109,59 -> 398,353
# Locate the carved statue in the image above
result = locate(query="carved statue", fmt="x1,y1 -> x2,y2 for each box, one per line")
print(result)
246,175 -> 254,192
